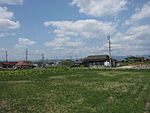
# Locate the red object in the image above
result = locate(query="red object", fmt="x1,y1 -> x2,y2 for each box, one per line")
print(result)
15,61 -> 28,66
4,62 -> 18,65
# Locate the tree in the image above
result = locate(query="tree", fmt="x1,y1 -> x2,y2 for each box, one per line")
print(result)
60,60 -> 74,66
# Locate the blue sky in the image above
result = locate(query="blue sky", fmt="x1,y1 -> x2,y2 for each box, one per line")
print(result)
0,0 -> 150,61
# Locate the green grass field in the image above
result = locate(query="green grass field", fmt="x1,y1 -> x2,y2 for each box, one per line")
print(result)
0,67 -> 150,113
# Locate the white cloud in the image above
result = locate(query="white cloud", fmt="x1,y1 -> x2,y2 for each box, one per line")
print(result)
0,32 -> 15,37
44,19 -> 116,39
44,19 -> 117,57
0,19 -> 20,30
71,0 -> 128,17
43,45 -> 106,59
0,0 -> 23,5
125,1 -> 150,25
0,7 -> 20,31
111,25 -> 150,55
15,38 -> 36,48
45,37 -> 70,49
0,48 -> 7,51
18,38 -> 35,45
127,25 -> 150,38
0,7 -> 13,19
44,37 -> 84,50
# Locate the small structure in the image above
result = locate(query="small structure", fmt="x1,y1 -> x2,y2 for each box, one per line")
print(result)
146,56 -> 150,62
0,62 -> 2,69
83,55 -> 111,67
15,61 -> 29,69
73,60 -> 83,67
104,61 -> 110,67
125,56 -> 145,63
113,59 -> 128,67
2,62 -> 18,68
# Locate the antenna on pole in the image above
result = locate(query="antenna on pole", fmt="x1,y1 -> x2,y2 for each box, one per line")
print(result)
25,49 -> 28,63
107,35 -> 112,67
5,51 -> 8,62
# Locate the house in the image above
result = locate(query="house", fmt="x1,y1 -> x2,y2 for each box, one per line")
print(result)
125,56 -> 145,62
146,56 -> 150,62
0,62 -> 4,69
72,59 -> 83,67
2,62 -> 18,68
83,55 -> 113,67
14,61 -> 30,69
113,59 -> 128,66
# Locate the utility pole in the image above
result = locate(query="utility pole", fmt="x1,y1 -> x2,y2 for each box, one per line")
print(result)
42,53 -> 44,68
70,56 -> 72,60
55,57 -> 58,61
42,54 -> 44,62
76,55 -> 78,61
5,51 -> 8,62
107,35 -> 112,67
25,49 -> 28,63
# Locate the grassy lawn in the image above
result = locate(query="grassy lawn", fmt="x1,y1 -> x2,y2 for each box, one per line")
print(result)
0,67 -> 150,113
